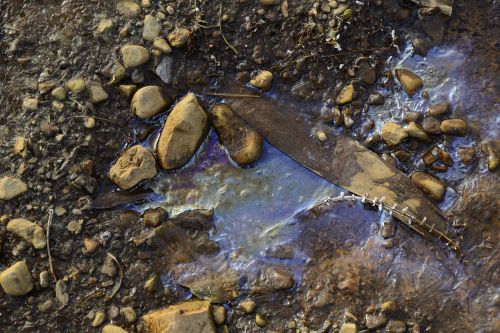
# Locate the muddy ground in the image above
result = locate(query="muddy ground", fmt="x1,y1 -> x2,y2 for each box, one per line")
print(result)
0,1 -> 498,332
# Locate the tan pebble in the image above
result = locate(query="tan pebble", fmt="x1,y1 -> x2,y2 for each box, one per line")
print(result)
395,68 -> 423,96
22,98 -> 38,111
168,27 -> 191,47
52,101 -> 64,111
13,136 -> 28,157
250,70 -> 273,91
109,145 -> 157,189
212,305 -> 226,325
97,18 -> 113,33
153,38 -> 172,53
131,86 -> 170,118
381,122 -> 408,146
7,218 -> 46,249
119,85 -> 137,99
339,323 -> 357,333
121,45 -> 149,68
0,177 -> 28,200
428,102 -> 450,116
317,130 -> 327,142
84,237 -> 99,252
66,78 -> 86,93
255,313 -> 267,327
91,311 -> 105,327
337,84 -> 355,104
87,82 -> 108,104
410,171 -> 446,202
84,117 -> 96,129
116,1 -> 141,18
239,299 -> 256,313
51,86 -> 66,100
143,14 -> 161,41
440,119 -> 467,136
0,261 -> 33,296
102,324 -> 128,333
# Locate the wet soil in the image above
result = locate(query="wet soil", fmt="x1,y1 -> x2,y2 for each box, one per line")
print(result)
0,0 -> 498,332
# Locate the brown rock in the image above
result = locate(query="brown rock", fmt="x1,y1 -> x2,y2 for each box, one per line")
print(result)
422,116 -> 442,135
109,145 -> 157,190
168,27 -> 191,47
381,122 -> 408,146
410,171 -> 446,202
337,84 -> 355,104
7,218 -> 46,249
428,102 -> 450,116
143,207 -> 168,227
157,93 -> 209,170
395,68 -> 423,96
457,147 -> 475,164
142,300 -> 215,333
368,93 -> 384,106
209,104 -> 263,165
440,119 -> 467,136
406,122 -> 431,142
131,86 -> 170,118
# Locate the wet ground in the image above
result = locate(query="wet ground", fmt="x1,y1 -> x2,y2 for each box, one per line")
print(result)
0,0 -> 499,332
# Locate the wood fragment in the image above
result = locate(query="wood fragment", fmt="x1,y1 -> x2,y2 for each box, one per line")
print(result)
47,208 -> 57,283
105,252 -> 124,301
219,4 -> 238,55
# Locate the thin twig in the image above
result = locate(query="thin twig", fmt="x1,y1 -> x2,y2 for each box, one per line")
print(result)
105,252 -> 123,301
219,4 -> 238,55
47,208 -> 56,282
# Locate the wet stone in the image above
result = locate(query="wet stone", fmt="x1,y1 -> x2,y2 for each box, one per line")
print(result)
168,27 -> 191,47
381,122 -> 408,146
457,147 -> 475,164
428,102 -> 450,116
337,84 -> 355,104
239,299 -> 256,313
422,116 -> 442,135
7,218 -> 46,249
143,207 -> 168,227
403,110 -> 422,123
0,176 -> 28,200
411,171 -> 446,202
250,70 -> 273,91
121,45 -> 149,68
395,68 -> 423,96
157,93 -> 208,170
0,261 -> 33,296
368,92 -> 384,106
131,86 -> 170,118
209,104 -> 263,165
109,145 -> 157,190
142,300 -> 215,333
406,122 -> 431,142
440,119 -> 467,136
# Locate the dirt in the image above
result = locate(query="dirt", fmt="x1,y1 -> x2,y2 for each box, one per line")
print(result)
0,0 -> 498,332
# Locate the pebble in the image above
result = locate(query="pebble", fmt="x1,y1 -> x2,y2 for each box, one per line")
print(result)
212,305 -> 226,325
84,117 -> 96,129
0,261 -> 33,296
13,136 -> 28,157
121,307 -> 137,323
406,122 -> 431,142
97,18 -> 113,33
39,271 -> 50,288
403,110 -> 422,123
428,102 -> 450,116
255,313 -> 267,327
157,93 -> 209,170
410,171 -> 446,202
144,275 -> 162,294
101,255 -> 117,278
209,104 -> 263,165
111,62 -> 126,83
7,218 -> 46,249
102,324 -> 128,333
119,84 -> 137,98
22,97 -> 38,111
51,86 -> 66,100
239,299 -> 256,313
386,320 -> 407,333
488,150 -> 498,171
143,15 -> 161,41
84,237 -> 99,252
92,311 -> 106,327
167,27 -> 191,47
339,323 -> 357,333
380,219 -> 395,238
422,116 -> 442,135
368,93 -> 384,106
66,78 -> 86,93
142,300 -> 215,333
153,38 -> 172,53
87,82 -> 108,104
131,86 -> 171,118
395,68 -> 423,96
457,147 -> 475,164
38,299 -> 54,313
250,70 -> 273,91
121,45 -> 149,68
381,122 -> 408,146
109,145 -> 157,190
337,84 -> 355,104
116,1 -> 141,18
52,101 -> 64,111
55,280 -> 69,307
440,119 -> 467,136
143,207 -> 168,227
67,220 -> 83,234
365,313 -> 388,330
0,176 -> 27,200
